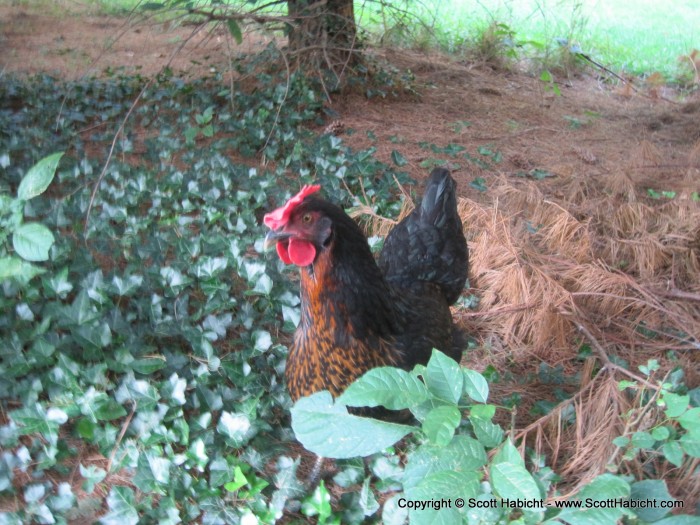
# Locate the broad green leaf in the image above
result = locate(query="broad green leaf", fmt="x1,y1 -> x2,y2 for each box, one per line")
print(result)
463,369 -> 489,403
425,349 -> 463,404
490,462 -> 541,503
680,434 -> 700,457
470,416 -> 504,447
663,393 -> 689,418
391,150 -> 408,167
492,440 -> 525,467
651,426 -> 671,441
338,367 -> 429,410
291,391 -> 414,459
407,471 -> 480,525
403,435 -> 486,490
469,403 -> 496,420
12,222 -> 55,261
17,152 -> 63,200
630,480 -> 675,522
422,405 -> 461,446
631,431 -> 655,449
662,441 -> 684,467
678,407 -> 700,434
557,474 -> 631,525
0,256 -> 44,281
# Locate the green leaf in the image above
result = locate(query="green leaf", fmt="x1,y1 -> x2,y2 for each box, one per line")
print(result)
425,349 -> 463,404
469,404 -> 496,420
12,222 -> 55,262
302,480 -> 332,521
359,477 -> 380,516
391,150 -> 408,167
555,473 -> 631,525
407,471 -> 480,524
490,463 -> 542,503
217,411 -> 254,447
224,466 -> 248,492
102,486 -> 139,525
17,152 -> 63,200
338,367 -> 430,410
631,431 -> 656,449
678,407 -> 699,434
663,392 -> 690,418
662,441 -> 685,467
80,464 -> 106,494
0,256 -> 45,282
630,480 -> 676,522
403,435 -> 487,490
131,357 -> 166,375
612,436 -> 630,447
133,452 -> 171,492
94,398 -> 127,421
422,405 -> 461,446
470,416 -> 504,447
680,434 -> 700,457
291,391 -> 414,459
227,19 -> 243,45
463,369 -> 489,403
651,426 -> 671,441
382,495 -> 409,525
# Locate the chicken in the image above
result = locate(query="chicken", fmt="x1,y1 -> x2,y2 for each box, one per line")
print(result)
263,168 -> 469,402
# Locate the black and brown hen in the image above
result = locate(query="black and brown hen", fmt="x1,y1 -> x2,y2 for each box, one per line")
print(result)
264,167 -> 469,402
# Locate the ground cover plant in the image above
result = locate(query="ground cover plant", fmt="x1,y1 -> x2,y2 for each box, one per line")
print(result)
1,1 -> 700,524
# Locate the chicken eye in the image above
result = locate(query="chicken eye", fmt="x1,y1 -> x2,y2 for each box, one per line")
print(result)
302,213 -> 313,223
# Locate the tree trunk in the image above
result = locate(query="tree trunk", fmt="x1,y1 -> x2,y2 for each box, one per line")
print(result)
286,0 -> 358,72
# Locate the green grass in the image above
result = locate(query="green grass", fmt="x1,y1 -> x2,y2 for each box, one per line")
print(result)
87,0 -> 699,79
363,0 -> 699,79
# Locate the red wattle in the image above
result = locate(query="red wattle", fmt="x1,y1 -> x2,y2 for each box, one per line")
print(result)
288,239 -> 316,266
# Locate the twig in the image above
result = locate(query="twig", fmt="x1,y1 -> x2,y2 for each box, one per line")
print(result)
107,401 -> 137,472
574,321 -> 659,391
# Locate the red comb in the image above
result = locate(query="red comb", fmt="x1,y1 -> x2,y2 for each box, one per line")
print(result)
264,185 -> 321,229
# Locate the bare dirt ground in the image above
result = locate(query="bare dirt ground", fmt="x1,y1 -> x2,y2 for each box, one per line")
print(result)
2,0 -> 700,514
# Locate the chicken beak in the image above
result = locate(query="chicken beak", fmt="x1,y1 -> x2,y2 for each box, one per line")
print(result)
264,230 -> 292,252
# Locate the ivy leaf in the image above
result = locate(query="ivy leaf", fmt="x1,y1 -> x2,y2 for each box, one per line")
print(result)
217,411 -> 254,447
302,480 -> 332,521
17,152 -> 63,200
101,486 -> 139,525
291,391 -> 414,459
338,367 -> 430,410
12,223 -> 55,262
80,464 -> 107,494
425,349 -> 463,404
359,477 -> 380,516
